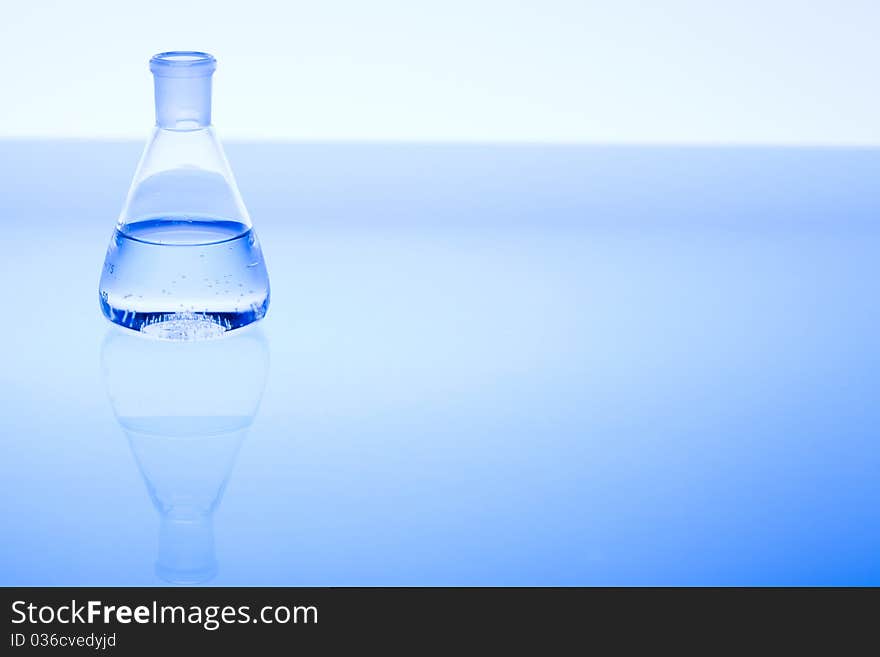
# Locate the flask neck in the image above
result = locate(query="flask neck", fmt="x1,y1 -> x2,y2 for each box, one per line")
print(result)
154,75 -> 212,130
156,512 -> 217,584
150,52 -> 217,131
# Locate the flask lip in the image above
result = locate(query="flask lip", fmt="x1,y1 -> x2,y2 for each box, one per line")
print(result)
150,51 -> 217,78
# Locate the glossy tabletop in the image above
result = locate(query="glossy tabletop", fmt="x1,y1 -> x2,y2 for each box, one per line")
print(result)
1,141 -> 878,585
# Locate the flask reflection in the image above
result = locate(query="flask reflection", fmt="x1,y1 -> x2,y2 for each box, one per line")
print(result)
101,326 -> 269,584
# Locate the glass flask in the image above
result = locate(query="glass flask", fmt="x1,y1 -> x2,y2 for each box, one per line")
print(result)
99,52 -> 270,340
102,325 -> 270,583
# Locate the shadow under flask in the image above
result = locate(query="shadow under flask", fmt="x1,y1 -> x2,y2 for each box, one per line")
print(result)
99,51 -> 270,340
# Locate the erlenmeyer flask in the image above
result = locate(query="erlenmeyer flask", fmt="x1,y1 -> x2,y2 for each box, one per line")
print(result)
99,52 -> 270,340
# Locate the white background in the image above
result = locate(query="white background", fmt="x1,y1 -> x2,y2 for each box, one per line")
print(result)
1,0 -> 878,143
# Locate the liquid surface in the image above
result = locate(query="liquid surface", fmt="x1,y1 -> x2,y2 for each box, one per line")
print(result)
99,218 -> 270,338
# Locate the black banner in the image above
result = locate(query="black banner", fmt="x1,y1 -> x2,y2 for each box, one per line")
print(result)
1,587 -> 876,652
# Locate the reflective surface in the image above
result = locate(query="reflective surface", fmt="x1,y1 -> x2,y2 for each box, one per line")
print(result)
1,141 -> 878,585
102,327 -> 269,583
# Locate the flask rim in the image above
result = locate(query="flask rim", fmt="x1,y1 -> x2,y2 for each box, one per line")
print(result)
150,51 -> 216,77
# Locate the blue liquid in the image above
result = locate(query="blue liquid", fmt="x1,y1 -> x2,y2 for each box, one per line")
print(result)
99,218 -> 270,338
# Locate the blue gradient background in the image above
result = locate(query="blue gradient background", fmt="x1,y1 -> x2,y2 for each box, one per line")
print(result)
1,141 -> 878,585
